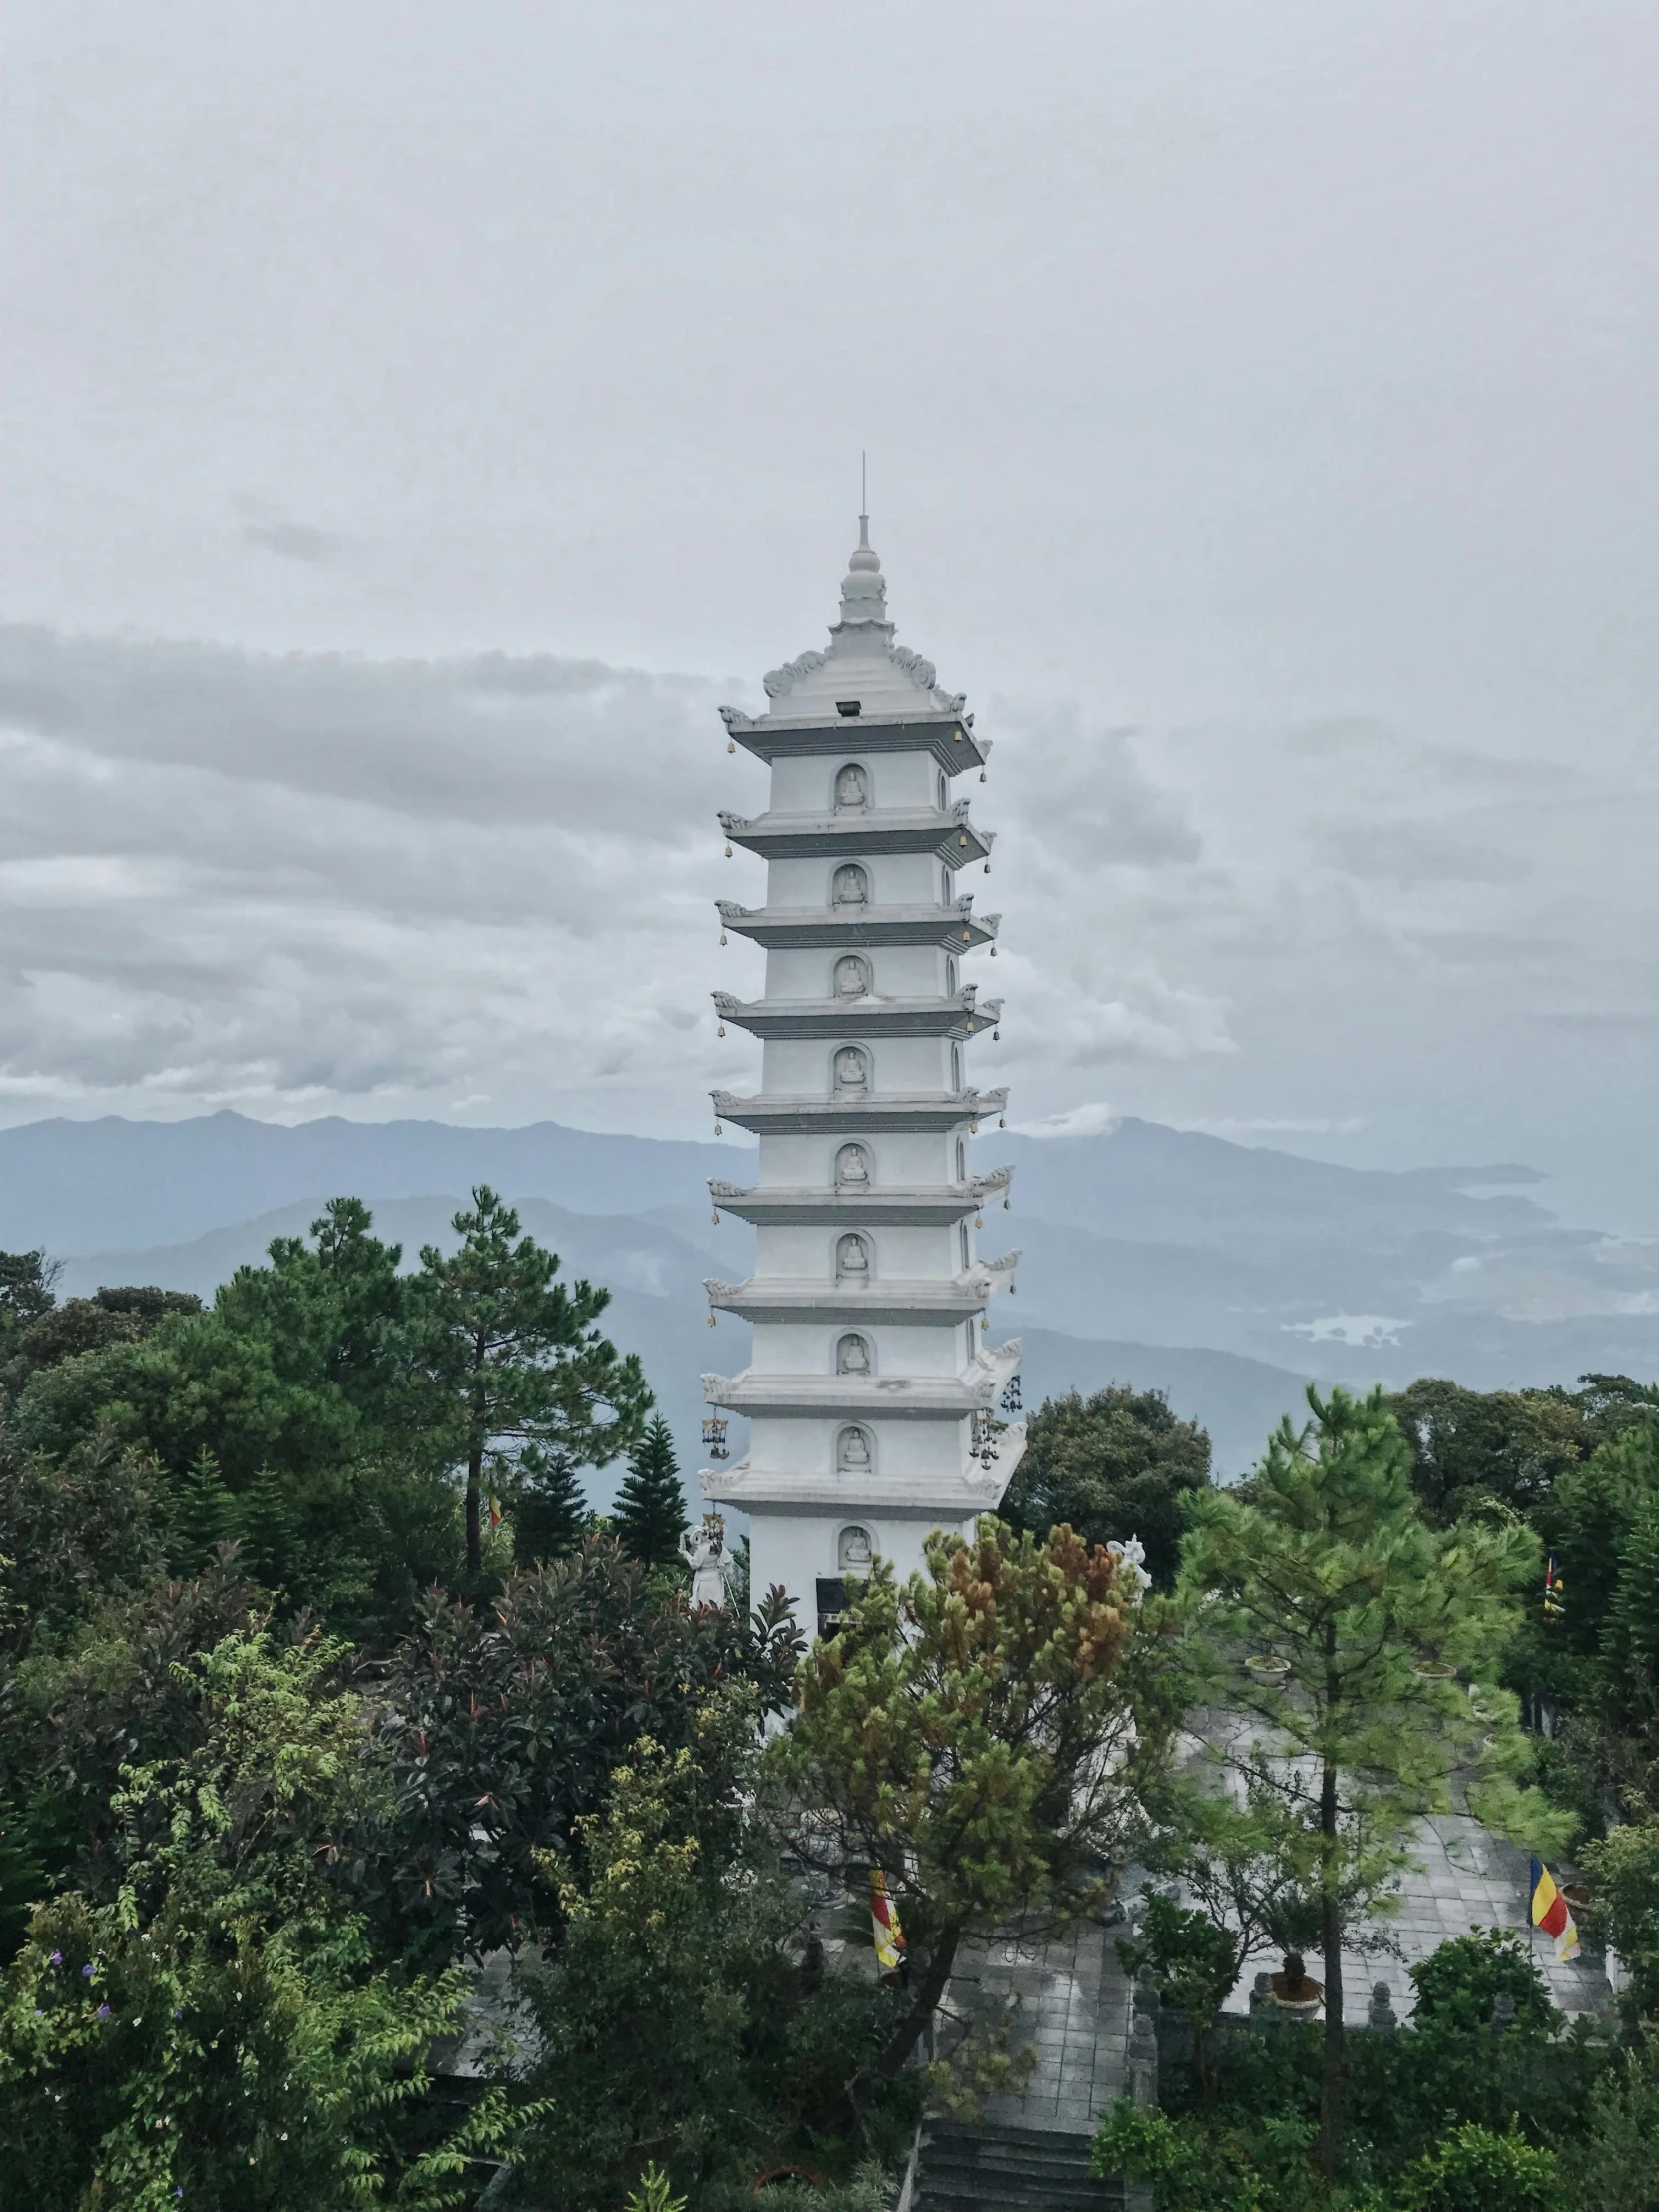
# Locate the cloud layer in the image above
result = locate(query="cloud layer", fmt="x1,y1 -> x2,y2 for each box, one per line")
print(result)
3,620 -> 1656,1235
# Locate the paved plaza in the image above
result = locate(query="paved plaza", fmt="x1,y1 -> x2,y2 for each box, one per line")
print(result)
944,1802 -> 1613,2135
950,1922 -> 1134,2133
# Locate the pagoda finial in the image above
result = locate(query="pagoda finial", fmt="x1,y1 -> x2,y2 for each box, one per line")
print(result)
839,456 -> 886,627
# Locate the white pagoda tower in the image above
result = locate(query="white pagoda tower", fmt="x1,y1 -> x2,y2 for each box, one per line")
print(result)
700,517 -> 1025,1630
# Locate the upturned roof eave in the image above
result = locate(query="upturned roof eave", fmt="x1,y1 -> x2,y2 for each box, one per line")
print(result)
715,901 -> 1001,950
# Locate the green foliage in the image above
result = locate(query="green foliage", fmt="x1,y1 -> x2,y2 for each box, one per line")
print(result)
373,1538 -> 804,1963
513,1699 -> 905,2210
613,1412 -> 689,1567
772,1517 -> 1171,2090
1407,1926 -> 1553,2032
1385,1378 -> 1588,1526
0,1426 -> 165,1663
1582,1816 -> 1659,2028
625,2164 -> 690,2212
1090,2100 -> 1321,2212
1000,1385 -> 1211,1589
0,1249 -> 59,1389
511,1443 -> 590,1564
1395,2121 -> 1558,2211
0,1628 -> 513,2210
169,1445 -> 239,1571
1575,2044 -> 1659,2212
411,1184 -> 652,1578
1177,1384 -> 1566,2176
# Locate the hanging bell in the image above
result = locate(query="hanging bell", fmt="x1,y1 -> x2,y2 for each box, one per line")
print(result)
724,844 -> 733,857
984,862 -> 990,875
980,770 -> 986,782
980,1317 -> 989,1333
719,932 -> 727,945
999,1116 -> 1006,1128
718,1024 -> 726,1037
970,1120 -> 980,1135
975,1214 -> 983,1229
727,739 -> 735,752
714,1122 -> 723,1135
993,1029 -> 1000,1041
1004,1197 -> 1010,1209
1009,1283 -> 1016,1296
708,1314 -> 717,1328
958,833 -> 968,846
711,1211 -> 720,1225
989,945 -> 997,957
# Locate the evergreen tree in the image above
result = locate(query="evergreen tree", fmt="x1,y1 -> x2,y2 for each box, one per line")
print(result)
1177,1384 -> 1568,2181
514,1444 -> 590,1565
170,1447 -> 237,1572
412,1186 -> 651,1578
613,1415 -> 687,1568
237,1463 -> 301,1591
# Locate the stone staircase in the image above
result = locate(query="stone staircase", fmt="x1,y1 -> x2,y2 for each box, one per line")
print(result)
913,2118 -> 1130,2212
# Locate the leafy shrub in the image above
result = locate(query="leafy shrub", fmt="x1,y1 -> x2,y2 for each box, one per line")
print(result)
1407,1926 -> 1553,2031
1395,2120 -> 1558,2211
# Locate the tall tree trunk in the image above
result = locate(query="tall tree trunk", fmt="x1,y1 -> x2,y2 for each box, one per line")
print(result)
465,1440 -> 483,1577
1327,1654 -> 1354,2185
465,1351 -> 487,1578
875,1928 -> 960,2078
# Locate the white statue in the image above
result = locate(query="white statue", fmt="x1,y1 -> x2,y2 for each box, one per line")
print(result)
834,763 -> 869,812
834,1046 -> 868,1093
836,1142 -> 870,1188
837,1332 -> 871,1376
838,1524 -> 873,1574
836,1232 -> 870,1283
1106,1534 -> 1149,1600
680,1512 -> 728,1608
834,954 -> 870,1000
838,1426 -> 872,1472
832,863 -> 868,906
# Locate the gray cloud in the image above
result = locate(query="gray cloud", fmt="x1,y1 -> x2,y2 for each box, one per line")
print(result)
241,520 -> 351,564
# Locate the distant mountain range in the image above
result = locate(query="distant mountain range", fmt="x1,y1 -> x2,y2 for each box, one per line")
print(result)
5,1110 -> 1656,1489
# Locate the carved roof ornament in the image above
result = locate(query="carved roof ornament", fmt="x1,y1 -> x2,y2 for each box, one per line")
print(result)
735,513 -> 966,719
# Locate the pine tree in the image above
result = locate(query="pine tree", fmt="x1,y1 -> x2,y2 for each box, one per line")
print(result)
237,1463 -> 301,1591
613,1414 -> 687,1568
411,1186 -> 651,1578
170,1447 -> 237,1573
514,1445 -> 590,1565
1177,1385 -> 1569,2181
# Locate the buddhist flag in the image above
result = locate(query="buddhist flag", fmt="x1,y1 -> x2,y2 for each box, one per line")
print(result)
869,1869 -> 905,1972
1531,1856 -> 1580,1962
1543,1553 -> 1566,1625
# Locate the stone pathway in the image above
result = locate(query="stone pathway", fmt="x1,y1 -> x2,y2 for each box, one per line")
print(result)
949,1921 -> 1132,2133
1226,1811 -> 1612,2024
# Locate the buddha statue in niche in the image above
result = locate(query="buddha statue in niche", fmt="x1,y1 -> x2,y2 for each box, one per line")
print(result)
832,863 -> 868,906
834,763 -> 869,812
833,1045 -> 868,1093
835,1142 -> 870,1189
836,1232 -> 870,1284
834,954 -> 871,1000
837,1425 -> 872,1473
837,1332 -> 871,1376
839,1524 -> 873,1574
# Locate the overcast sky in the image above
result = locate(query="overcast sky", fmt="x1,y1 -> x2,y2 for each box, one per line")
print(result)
2,1 -> 1656,1231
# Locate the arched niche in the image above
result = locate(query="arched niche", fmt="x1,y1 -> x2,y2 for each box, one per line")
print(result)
836,1330 -> 873,1377
838,1523 -> 874,1575
836,1424 -> 874,1475
833,953 -> 871,1001
835,1141 -> 872,1190
833,762 -> 870,813
835,1232 -> 872,1285
832,862 -> 869,906
833,1044 -> 870,1094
